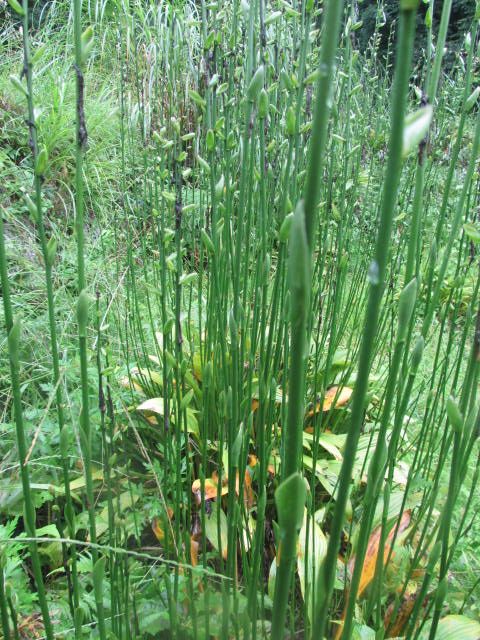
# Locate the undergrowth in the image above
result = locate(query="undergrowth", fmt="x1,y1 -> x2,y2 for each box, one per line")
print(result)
0,0 -> 480,639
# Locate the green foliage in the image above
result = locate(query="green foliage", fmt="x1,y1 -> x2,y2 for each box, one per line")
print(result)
0,1 -> 480,639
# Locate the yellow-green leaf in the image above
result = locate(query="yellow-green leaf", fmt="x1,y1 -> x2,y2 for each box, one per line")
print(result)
204,507 -> 228,560
297,510 -> 327,622
402,105 -> 433,158
419,615 -> 480,640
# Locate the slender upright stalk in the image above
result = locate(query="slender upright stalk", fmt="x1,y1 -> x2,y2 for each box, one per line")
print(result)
0,216 -> 53,640
0,554 -> 10,640
272,0 -> 345,633
303,0 -> 345,249
72,2 -> 106,637
19,0 -> 80,625
404,0 -> 452,284
314,2 -> 418,635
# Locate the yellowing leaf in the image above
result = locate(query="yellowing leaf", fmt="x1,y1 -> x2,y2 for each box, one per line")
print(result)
348,510 -> 411,598
384,590 -> 418,637
119,376 -> 143,393
70,468 -> 103,493
308,386 -> 353,416
137,398 -> 199,438
192,470 -> 254,507
190,537 -> 199,566
192,353 -> 203,381
137,397 -> 166,415
152,507 -> 174,543
192,477 -> 226,504
131,366 -> 163,388
336,511 -> 412,639
247,453 -> 276,476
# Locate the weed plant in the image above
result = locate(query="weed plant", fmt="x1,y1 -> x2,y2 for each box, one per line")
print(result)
0,0 -> 480,638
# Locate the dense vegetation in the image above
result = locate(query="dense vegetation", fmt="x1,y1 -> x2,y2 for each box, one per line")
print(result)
1,0 -> 480,638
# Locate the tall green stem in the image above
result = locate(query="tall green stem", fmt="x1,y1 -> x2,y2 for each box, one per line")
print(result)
73,2 -> 106,637
20,0 -> 80,627
0,213 -> 53,640
314,2 -> 418,635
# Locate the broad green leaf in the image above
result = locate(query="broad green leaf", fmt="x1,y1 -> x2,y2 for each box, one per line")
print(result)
351,623 -> 375,640
70,468 -> 103,493
185,408 -> 199,438
302,431 -> 344,460
204,507 -> 228,559
36,524 -> 61,538
138,611 -> 170,635
95,491 -> 139,539
297,510 -> 327,622
265,10 -> 282,25
419,615 -> 480,639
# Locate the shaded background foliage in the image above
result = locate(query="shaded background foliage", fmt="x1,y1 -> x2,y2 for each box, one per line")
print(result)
356,0 -> 475,66
2,0 -> 476,66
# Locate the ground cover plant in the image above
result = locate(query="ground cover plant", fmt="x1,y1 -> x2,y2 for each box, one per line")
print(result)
1,0 -> 480,637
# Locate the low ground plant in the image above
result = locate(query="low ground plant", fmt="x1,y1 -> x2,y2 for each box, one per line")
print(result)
0,0 -> 480,638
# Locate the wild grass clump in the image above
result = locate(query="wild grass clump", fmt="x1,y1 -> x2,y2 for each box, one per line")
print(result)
0,0 -> 480,638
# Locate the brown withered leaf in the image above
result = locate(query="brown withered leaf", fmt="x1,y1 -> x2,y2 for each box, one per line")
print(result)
190,537 -> 199,567
192,470 -> 255,508
307,386 -> 353,417
334,510 -> 412,640
247,452 -> 276,476
18,613 -> 49,639
384,589 -> 422,637
349,509 -> 412,598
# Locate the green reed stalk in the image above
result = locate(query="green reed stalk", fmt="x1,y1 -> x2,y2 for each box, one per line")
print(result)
73,1 -> 106,637
314,2 -> 418,635
428,309 -> 480,638
433,19 -> 478,247
271,0 -> 345,632
404,0 -> 452,284
0,553 -> 10,640
340,278 -> 417,640
283,0 -> 337,479
6,595 -> 18,640
422,107 -> 480,336
303,0 -> 345,248
0,218 -> 53,640
271,202 -> 310,639
18,0 -> 81,627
